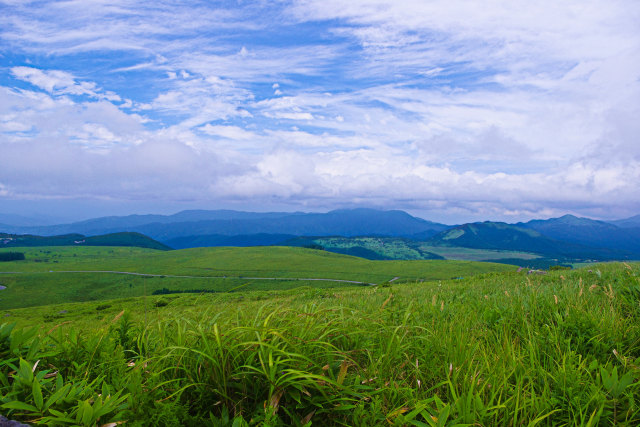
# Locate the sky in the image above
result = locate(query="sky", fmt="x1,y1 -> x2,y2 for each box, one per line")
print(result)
1,0 -> 639,224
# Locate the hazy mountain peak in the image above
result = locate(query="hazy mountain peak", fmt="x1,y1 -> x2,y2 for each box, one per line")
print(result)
609,214 -> 640,228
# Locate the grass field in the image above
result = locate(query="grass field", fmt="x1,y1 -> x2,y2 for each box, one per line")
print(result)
0,246 -> 514,309
307,237 -> 439,260
417,245 -> 541,261
0,247 -> 638,426
285,236 -> 542,263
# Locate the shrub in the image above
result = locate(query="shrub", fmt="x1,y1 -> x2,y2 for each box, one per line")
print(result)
550,265 -> 572,271
0,252 -> 25,262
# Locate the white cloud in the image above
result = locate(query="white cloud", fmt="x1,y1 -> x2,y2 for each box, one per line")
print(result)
11,66 -> 122,102
266,111 -> 314,121
0,86 -> 146,150
199,124 -> 258,140
1,1 -> 639,221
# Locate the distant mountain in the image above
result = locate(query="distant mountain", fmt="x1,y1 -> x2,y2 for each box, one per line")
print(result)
136,209 -> 449,241
280,236 -> 445,261
0,213 -> 64,227
519,214 -> 640,255
0,232 -> 170,251
609,214 -> 640,228
0,209 -> 297,236
4,209 -> 639,260
1,208 -> 450,242
427,221 -> 634,260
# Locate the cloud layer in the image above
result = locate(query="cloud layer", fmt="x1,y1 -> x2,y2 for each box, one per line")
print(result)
1,0 -> 639,221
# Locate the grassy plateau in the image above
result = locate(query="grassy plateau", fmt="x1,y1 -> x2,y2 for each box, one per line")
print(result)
0,246 -> 512,310
0,247 -> 638,426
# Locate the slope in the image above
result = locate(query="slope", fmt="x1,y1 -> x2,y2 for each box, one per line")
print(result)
0,245 -> 514,309
427,221 -> 634,260
520,214 -> 640,255
0,232 -> 170,251
608,214 -> 640,228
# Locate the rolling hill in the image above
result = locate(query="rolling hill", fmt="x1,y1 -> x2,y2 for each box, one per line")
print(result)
165,233 -> 297,249
0,245 -> 514,309
281,236 -> 445,260
426,221 -> 635,260
1,252 -> 637,426
0,232 -> 170,251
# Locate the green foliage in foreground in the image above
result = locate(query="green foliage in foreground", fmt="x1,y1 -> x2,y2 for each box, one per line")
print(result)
1,263 -> 639,425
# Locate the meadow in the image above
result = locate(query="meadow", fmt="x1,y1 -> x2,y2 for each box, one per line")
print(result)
0,246 -> 513,309
283,236 -> 542,263
0,247 -> 638,426
416,245 -> 541,262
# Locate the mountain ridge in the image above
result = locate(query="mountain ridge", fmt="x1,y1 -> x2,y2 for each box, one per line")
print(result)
427,221 -> 635,260
1,209 -> 639,261
0,208 -> 450,240
519,214 -> 640,254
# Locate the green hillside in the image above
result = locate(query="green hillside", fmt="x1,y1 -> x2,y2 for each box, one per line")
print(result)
0,232 -> 170,251
1,262 -> 638,426
428,221 -> 635,261
0,246 -> 514,309
282,235 -> 543,263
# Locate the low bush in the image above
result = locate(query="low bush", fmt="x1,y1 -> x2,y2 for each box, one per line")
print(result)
0,252 -> 25,262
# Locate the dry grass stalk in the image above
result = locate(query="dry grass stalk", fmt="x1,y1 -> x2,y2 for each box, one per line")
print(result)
381,293 -> 393,309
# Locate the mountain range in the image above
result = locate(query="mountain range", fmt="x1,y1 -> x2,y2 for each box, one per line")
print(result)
1,208 -> 639,262
0,209 -> 449,241
427,221 -> 635,260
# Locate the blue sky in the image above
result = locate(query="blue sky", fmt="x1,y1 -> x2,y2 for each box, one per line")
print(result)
1,0 -> 639,223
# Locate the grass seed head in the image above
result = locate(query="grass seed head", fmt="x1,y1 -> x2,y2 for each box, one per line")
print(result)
112,309 -> 125,323
381,293 -> 393,309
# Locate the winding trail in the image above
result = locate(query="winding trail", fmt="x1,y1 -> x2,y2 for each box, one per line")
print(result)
0,270 -> 378,286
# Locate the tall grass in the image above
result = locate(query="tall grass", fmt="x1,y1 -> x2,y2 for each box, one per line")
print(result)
1,263 -> 639,425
